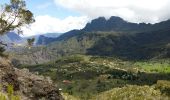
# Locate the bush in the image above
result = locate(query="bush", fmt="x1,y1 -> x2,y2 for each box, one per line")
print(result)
0,46 -> 7,57
156,80 -> 170,95
0,85 -> 20,100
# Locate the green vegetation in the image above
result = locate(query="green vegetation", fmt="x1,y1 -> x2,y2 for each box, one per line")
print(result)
62,93 -> 80,100
3,6 -> 170,99
91,85 -> 168,100
135,60 -> 170,73
0,85 -> 20,100
0,0 -> 34,57
156,80 -> 170,95
27,38 -> 35,49
18,55 -> 170,99
0,0 -> 34,35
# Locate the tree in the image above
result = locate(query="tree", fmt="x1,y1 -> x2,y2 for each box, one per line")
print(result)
0,0 -> 34,56
0,0 -> 34,35
27,38 -> 35,49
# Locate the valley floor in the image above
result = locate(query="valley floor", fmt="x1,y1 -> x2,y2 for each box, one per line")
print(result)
17,55 -> 170,100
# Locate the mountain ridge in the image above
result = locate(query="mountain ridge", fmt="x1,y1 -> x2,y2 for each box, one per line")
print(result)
0,32 -> 23,44
10,16 -> 170,64
35,16 -> 170,45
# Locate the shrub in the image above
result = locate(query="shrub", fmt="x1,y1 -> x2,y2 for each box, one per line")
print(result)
0,85 -> 20,100
156,80 -> 170,95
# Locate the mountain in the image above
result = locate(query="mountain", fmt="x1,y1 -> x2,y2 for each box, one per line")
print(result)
35,17 -> 170,46
36,35 -> 59,45
44,16 -> 170,60
0,32 -> 23,44
7,32 -> 22,42
10,16 -> 170,64
36,31 -> 78,45
43,33 -> 61,37
83,16 -> 170,32
25,33 -> 61,45
83,16 -> 152,32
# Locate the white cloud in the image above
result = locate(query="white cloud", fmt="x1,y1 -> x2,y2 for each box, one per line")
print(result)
55,0 -> 170,23
22,15 -> 89,37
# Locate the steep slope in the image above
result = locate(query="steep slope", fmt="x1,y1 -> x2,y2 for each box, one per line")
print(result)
83,16 -> 170,32
44,28 -> 170,60
83,16 -> 152,32
88,29 -> 170,59
0,57 -> 63,100
46,16 -> 170,60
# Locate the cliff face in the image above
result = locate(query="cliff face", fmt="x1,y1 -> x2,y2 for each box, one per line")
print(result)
0,57 -> 63,100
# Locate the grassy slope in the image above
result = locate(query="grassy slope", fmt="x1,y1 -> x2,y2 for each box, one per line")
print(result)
91,85 -> 168,100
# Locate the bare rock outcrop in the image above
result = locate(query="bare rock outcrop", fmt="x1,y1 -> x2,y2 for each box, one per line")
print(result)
0,57 -> 63,100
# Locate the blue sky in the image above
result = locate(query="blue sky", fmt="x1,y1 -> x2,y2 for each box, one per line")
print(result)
25,0 -> 81,19
1,0 -> 81,19
1,0 -> 170,37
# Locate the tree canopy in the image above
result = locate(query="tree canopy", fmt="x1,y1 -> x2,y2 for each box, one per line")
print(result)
0,0 -> 34,56
27,38 -> 35,49
0,0 -> 34,35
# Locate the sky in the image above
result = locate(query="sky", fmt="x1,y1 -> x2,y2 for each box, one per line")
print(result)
1,0 -> 170,37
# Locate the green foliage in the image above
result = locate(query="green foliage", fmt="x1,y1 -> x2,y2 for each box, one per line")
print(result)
0,0 -> 34,57
135,60 -> 170,73
0,85 -> 20,100
7,85 -> 14,99
0,93 -> 6,100
156,80 -> 170,95
27,38 -> 35,49
0,0 -> 34,35
62,93 -> 80,100
17,55 -> 170,99
92,85 -> 168,100
0,46 -> 7,57
56,55 -> 85,63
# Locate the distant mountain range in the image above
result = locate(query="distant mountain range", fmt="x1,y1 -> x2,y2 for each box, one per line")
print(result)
0,32 -> 23,44
36,16 -> 170,45
25,33 -> 61,45
36,35 -> 59,45
10,16 -> 170,64
0,32 -> 61,46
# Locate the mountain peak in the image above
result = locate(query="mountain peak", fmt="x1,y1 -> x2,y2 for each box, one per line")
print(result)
108,16 -> 125,22
83,16 -> 132,32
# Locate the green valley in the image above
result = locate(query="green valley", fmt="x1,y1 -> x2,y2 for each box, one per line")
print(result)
17,55 -> 170,99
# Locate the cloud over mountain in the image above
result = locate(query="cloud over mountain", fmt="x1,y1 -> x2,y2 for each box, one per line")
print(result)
55,0 -> 170,23
22,15 -> 89,37
21,0 -> 170,36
